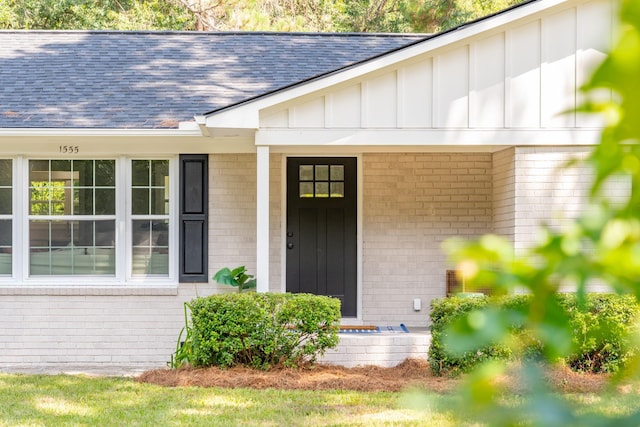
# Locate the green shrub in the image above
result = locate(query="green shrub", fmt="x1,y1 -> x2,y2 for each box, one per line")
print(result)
429,295 -> 512,376
429,293 -> 639,376
559,293 -> 638,373
189,292 -> 340,369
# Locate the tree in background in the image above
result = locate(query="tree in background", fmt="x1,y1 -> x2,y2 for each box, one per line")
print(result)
0,0 -> 525,32
0,0 -> 193,30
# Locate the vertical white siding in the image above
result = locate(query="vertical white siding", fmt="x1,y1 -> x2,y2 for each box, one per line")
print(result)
291,97 -> 325,128
576,0 -> 613,127
398,59 -> 433,128
470,33 -> 505,128
326,84 -> 361,127
435,46 -> 469,127
541,8 -> 577,127
362,72 -> 397,128
259,0 -> 612,133
507,20 -> 541,127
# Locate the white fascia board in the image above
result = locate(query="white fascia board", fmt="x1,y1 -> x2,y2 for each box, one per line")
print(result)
0,128 -> 202,137
255,127 -> 603,147
205,0 -> 575,128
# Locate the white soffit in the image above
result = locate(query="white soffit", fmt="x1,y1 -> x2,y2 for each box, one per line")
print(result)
204,0 -> 580,131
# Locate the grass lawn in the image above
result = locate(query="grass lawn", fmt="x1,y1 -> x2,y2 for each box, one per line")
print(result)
1,373 -> 638,427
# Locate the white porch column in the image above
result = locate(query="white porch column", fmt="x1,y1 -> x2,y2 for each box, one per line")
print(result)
256,145 -> 270,293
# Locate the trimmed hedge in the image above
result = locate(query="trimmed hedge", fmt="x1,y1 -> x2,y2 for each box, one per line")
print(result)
189,292 -> 340,369
429,293 -> 639,376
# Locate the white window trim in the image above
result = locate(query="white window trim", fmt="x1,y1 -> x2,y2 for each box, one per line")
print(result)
0,155 -> 178,288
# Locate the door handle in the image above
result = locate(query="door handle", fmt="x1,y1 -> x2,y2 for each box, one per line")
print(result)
287,243 -> 294,249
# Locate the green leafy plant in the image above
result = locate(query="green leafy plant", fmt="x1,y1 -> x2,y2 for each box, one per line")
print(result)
213,265 -> 256,293
168,302 -> 196,368
188,292 -> 340,369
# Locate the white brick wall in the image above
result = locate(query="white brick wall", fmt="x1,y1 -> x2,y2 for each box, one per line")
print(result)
209,154 -> 257,284
0,283 -> 215,370
510,146 -> 624,254
362,153 -> 493,327
208,153 -> 281,292
493,148 -> 515,240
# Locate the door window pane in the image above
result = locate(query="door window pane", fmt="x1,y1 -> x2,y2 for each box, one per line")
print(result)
298,163 -> 346,198
315,165 -> 329,180
299,182 -> 313,198
299,165 -> 313,181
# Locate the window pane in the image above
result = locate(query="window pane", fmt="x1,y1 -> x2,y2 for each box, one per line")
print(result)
50,221 -> 72,246
132,220 -> 169,276
132,188 -> 149,215
51,159 -> 71,173
74,160 -> 94,186
132,160 -> 149,186
29,160 -> 49,180
95,160 -> 115,186
30,220 -> 116,276
0,188 -> 11,215
151,160 -> 169,186
132,220 -> 151,246
315,182 -> 329,198
0,220 -> 11,246
30,249 -> 51,275
95,189 -> 115,215
330,182 -> 344,198
151,220 -> 169,247
315,165 -> 329,180
75,188 -> 94,215
30,221 -> 51,247
0,159 -> 11,186
150,188 -> 168,215
0,220 -> 11,276
95,220 -> 115,247
330,165 -> 344,181
299,182 -> 313,198
299,165 -> 313,181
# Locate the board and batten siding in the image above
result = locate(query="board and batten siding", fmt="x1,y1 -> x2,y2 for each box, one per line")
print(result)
259,0 -> 612,132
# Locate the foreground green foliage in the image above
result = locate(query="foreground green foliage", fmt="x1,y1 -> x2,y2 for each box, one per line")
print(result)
440,1 -> 640,425
189,292 -> 340,369
429,294 -> 640,376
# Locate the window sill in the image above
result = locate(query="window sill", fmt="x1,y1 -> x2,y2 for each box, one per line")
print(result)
0,284 -> 179,296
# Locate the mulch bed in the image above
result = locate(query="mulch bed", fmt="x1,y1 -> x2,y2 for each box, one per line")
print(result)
136,359 -> 616,394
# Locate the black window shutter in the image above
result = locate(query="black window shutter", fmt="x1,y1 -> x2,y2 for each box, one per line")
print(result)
179,154 -> 208,282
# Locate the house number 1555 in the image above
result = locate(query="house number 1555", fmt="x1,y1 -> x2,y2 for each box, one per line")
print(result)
59,145 -> 79,154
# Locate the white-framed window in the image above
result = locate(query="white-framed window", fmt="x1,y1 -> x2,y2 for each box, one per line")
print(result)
28,159 -> 117,276
1,156 -> 176,283
130,159 -> 170,277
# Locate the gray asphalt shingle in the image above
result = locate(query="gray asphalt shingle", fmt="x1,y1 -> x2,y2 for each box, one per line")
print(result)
0,31 -> 424,129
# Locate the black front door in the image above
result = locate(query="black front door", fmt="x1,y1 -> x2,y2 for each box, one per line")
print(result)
286,157 -> 357,317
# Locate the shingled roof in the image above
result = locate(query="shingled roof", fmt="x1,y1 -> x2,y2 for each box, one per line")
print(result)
0,31 -> 424,129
